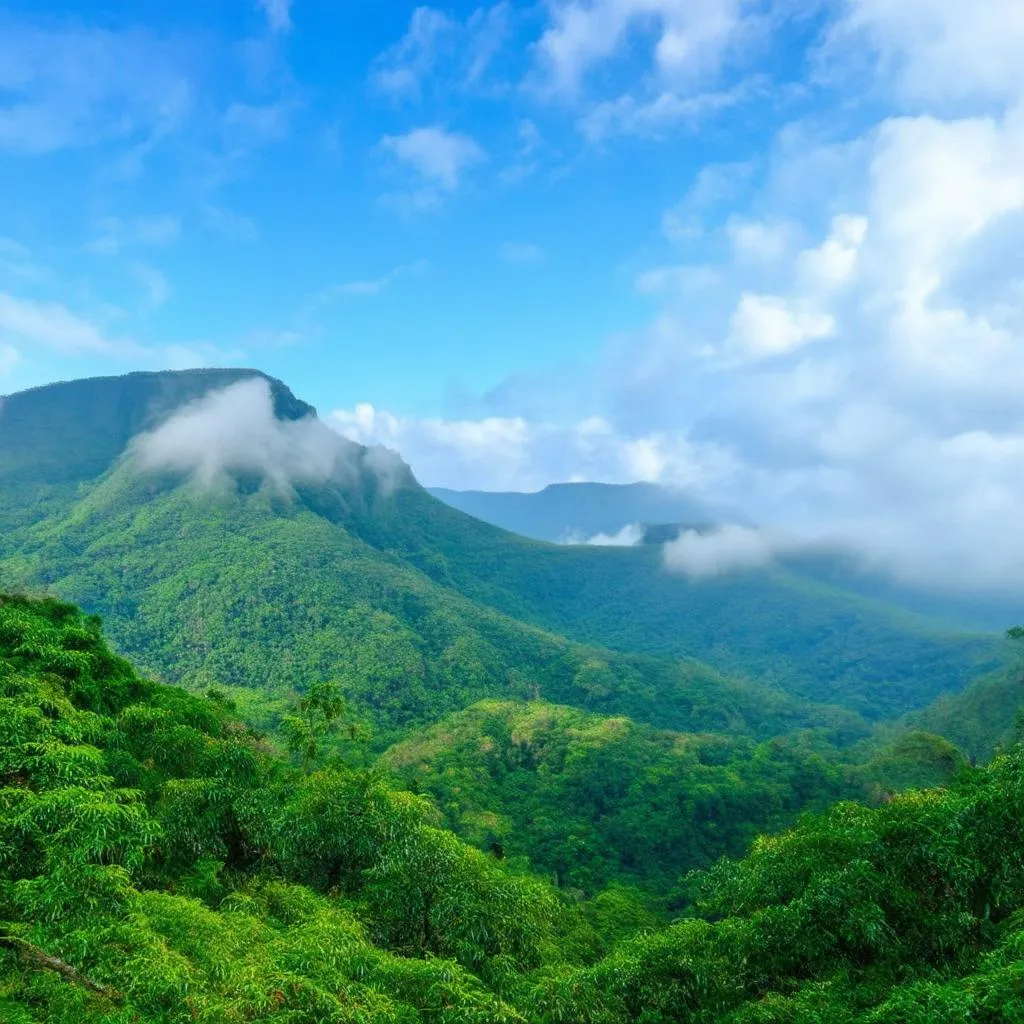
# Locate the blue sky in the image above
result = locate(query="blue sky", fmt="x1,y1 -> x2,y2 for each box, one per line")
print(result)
3,0 -> 1024,589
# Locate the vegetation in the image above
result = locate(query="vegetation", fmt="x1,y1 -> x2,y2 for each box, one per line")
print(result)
0,370 -> 1008,735
380,700 -> 853,897
4,594 -> 1024,1023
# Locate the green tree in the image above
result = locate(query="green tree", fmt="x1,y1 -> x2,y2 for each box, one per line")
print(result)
280,681 -> 356,772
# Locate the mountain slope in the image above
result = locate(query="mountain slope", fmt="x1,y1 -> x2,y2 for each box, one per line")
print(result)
0,369 -> 1005,726
380,699 -> 853,895
364,485 -> 1005,718
431,484 -> 1024,632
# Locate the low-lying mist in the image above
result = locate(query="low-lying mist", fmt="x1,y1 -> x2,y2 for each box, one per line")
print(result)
131,378 -> 404,493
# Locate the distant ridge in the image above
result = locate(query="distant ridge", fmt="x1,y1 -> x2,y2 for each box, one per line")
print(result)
428,481 -> 748,543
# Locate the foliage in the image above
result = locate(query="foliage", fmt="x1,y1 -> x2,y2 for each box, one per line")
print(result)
4,595 -> 1024,1023
381,701 -> 851,896
0,595 -> 570,1021
0,368 -> 1007,741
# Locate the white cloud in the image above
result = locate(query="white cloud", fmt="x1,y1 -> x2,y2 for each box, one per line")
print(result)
0,292 -> 134,355
662,162 -> 754,239
0,238 -> 48,284
87,215 -> 181,256
536,0 -> 747,97
134,378 -> 370,490
663,524 -> 781,579
727,218 -> 797,265
131,263 -> 171,310
379,127 -> 486,204
256,0 -> 292,34
636,264 -> 720,294
578,83 -> 745,141
371,4 -> 513,99
0,21 -> 192,154
829,0 -> 1024,105
567,522 -> 645,546
796,214 -> 868,291
319,260 -> 429,300
372,7 -> 456,98
728,293 -> 835,359
328,403 -> 733,492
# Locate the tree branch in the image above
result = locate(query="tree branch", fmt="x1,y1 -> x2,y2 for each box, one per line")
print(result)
0,933 -> 124,1003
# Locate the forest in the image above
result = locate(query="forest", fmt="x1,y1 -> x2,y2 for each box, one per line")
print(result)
3,595 -> 1024,1023
2,370 -> 1024,1023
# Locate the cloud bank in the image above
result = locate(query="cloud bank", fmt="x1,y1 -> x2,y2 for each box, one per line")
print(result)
133,378 -> 377,490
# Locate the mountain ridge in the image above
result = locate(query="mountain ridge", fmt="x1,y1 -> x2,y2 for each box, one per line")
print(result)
0,368 -> 1007,728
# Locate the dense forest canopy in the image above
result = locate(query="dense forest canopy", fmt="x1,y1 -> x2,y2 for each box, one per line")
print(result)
3,595 -> 1024,1023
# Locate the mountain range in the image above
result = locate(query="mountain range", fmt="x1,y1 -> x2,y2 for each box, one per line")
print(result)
4,368 -> 1024,1022
0,368 -> 1007,731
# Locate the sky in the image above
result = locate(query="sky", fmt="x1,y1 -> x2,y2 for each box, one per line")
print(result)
2,0 -> 1024,590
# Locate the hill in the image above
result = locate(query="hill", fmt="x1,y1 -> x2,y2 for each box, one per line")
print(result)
380,700 -> 855,896
0,369 -> 1006,728
6,593 -> 1024,1023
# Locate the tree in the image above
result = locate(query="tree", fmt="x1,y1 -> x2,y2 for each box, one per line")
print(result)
280,681 -> 356,773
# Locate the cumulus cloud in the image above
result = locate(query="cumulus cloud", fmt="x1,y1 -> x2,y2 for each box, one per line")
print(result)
379,126 -> 486,209
828,0 -> 1024,105
328,403 -> 735,493
133,378 -> 367,490
728,293 -> 835,359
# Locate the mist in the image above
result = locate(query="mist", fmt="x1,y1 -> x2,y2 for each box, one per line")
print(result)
132,377 -> 403,492
565,523 -> 645,547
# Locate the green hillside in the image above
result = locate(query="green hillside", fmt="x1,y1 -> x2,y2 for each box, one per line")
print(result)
5,594 -> 1024,1024
380,700 -> 855,896
367,485 -> 1005,717
0,369 -> 1005,731
1,463 -> 838,745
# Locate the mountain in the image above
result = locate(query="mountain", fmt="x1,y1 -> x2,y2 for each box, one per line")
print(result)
428,481 -> 745,542
0,369 -> 1006,731
431,484 -> 1024,632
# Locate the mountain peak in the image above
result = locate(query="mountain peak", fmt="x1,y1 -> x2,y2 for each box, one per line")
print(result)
0,368 -> 314,486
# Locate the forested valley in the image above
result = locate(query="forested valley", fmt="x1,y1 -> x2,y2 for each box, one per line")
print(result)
2,370 -> 1024,1023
